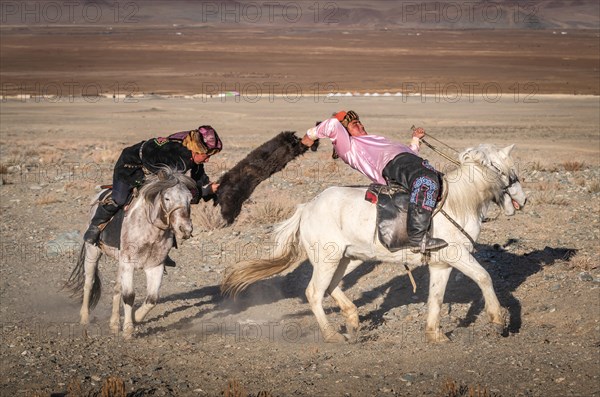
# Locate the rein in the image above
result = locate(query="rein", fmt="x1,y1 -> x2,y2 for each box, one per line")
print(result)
152,195 -> 185,231
415,130 -> 476,247
420,132 -> 517,249
435,176 -> 477,248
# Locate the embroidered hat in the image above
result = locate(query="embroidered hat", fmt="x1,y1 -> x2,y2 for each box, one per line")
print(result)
183,125 -> 222,155
334,110 -> 359,128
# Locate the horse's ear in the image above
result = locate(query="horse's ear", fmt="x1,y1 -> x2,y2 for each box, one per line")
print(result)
501,144 -> 515,157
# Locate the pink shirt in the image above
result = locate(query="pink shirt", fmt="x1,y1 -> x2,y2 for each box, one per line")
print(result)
307,118 -> 420,184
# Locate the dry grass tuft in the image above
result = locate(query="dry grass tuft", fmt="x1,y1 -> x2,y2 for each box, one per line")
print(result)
587,180 -> 600,194
35,193 -> 62,205
220,378 -> 274,397
223,379 -> 246,397
531,191 -> 569,206
66,377 -> 84,396
101,375 -> 126,397
246,198 -> 296,225
193,201 -> 227,231
90,147 -> 120,164
531,181 -> 559,192
441,378 -> 500,397
528,160 -> 546,172
39,150 -> 63,165
562,161 -> 585,172
567,253 -> 598,271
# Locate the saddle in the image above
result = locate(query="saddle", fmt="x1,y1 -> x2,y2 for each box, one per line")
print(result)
365,180 -> 447,252
365,183 -> 411,252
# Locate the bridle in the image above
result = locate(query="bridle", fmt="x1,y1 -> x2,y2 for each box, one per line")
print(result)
151,189 -> 189,231
489,162 -> 520,193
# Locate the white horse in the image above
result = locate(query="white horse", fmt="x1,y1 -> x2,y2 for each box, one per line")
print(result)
222,144 -> 527,343
65,168 -> 195,338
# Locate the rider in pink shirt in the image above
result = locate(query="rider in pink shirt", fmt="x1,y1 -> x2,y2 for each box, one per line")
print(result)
301,111 -> 447,252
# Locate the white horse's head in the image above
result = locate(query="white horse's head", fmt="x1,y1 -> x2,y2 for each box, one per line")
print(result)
459,144 -> 527,216
144,169 -> 195,240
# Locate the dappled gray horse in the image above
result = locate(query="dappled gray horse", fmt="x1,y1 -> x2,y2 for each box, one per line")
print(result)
222,144 -> 527,343
66,168 -> 195,338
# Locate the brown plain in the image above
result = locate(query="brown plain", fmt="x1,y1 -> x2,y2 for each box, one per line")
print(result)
1,27 -> 598,96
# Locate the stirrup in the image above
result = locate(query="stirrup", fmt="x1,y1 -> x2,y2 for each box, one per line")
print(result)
409,236 -> 448,253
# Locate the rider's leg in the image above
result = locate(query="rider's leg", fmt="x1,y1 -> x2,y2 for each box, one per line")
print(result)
83,200 -> 120,245
383,153 -> 447,252
83,180 -> 130,245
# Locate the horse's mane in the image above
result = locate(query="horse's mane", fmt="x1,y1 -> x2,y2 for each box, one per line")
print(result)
139,166 -> 196,204
443,144 -> 510,223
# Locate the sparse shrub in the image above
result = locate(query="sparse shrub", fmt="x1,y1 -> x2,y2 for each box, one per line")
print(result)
246,198 -> 295,224
567,253 -> 598,271
528,160 -> 546,172
101,376 -> 126,397
224,379 -> 246,397
35,193 -> 62,205
532,181 -> 558,192
563,161 -> 585,171
90,147 -> 120,164
66,377 -> 86,397
39,150 -> 63,165
531,191 -> 569,206
441,378 -> 500,397
193,201 -> 227,231
588,180 -> 600,194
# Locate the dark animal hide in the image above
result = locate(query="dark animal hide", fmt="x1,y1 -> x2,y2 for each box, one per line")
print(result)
217,131 -> 309,224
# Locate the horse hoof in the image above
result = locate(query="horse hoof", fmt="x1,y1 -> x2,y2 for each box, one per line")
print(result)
425,330 -> 451,343
343,332 -> 359,344
122,324 -> 135,340
491,322 -> 505,335
324,331 -> 347,343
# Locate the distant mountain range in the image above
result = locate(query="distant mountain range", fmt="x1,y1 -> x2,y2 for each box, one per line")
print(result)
1,0 -> 598,29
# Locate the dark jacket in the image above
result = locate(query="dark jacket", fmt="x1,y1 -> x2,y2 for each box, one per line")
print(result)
112,136 -> 214,204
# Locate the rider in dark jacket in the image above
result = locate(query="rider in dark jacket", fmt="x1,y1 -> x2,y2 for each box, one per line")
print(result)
83,125 -> 222,245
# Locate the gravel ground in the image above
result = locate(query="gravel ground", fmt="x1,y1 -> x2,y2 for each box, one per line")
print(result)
0,97 -> 599,396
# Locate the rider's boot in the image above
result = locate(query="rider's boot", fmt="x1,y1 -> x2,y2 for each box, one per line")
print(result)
407,206 -> 448,253
83,202 -> 120,245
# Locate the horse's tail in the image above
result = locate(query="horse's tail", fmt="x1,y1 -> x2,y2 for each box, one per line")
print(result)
221,204 -> 306,297
63,244 -> 102,310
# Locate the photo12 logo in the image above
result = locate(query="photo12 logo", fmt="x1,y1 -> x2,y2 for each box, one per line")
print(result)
199,1 -> 339,24
0,1 -> 140,24
400,81 -> 539,103
1,81 -> 140,103
398,1 -> 539,25
200,81 -> 341,103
